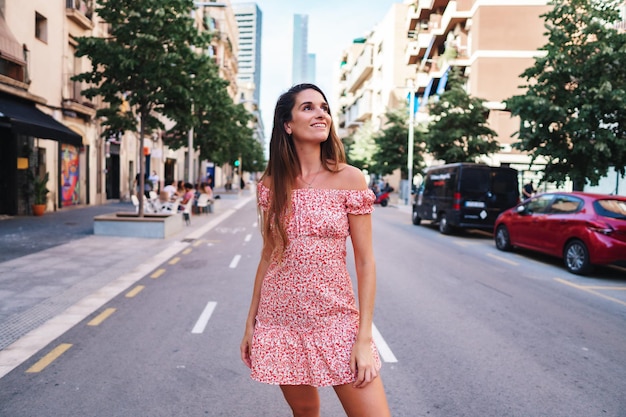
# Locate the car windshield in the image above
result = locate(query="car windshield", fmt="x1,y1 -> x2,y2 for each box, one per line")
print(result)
594,199 -> 626,220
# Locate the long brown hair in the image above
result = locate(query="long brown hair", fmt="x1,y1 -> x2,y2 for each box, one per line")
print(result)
261,83 -> 346,252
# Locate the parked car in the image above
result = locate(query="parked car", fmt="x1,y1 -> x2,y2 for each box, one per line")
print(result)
494,192 -> 626,275
412,163 -> 519,234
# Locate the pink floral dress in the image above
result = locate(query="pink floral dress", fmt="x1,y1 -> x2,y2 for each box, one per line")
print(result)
250,183 -> 381,387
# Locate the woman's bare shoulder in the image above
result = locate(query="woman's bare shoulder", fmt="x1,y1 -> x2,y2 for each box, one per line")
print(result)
259,175 -> 271,189
332,163 -> 368,190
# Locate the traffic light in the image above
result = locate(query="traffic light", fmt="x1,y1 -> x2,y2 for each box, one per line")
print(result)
234,159 -> 240,167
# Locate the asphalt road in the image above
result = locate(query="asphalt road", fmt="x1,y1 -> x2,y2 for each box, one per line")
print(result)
0,200 -> 625,416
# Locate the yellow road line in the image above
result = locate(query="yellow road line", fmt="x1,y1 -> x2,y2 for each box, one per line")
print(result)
555,278 -> 626,307
579,286 -> 626,291
486,252 -> 519,266
151,268 -> 166,279
26,343 -> 72,373
125,285 -> 145,298
169,257 -> 180,265
192,240 -> 204,247
87,308 -> 116,326
182,248 -> 193,255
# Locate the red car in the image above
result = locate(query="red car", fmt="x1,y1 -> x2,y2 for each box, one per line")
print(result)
494,192 -> 626,275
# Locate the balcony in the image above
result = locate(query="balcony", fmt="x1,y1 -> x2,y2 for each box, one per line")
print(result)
347,44 -> 373,94
66,0 -> 94,30
63,75 -> 96,117
406,32 -> 434,65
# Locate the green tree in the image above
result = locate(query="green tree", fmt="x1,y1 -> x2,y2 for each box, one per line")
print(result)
74,0 -> 208,215
344,120 -> 377,171
372,106 -> 424,179
163,56 -> 262,174
506,0 -> 626,190
425,67 -> 500,163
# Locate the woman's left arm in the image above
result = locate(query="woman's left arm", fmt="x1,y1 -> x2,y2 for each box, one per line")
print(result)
348,211 -> 379,388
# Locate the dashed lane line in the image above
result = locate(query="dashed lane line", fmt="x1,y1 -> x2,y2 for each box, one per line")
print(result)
191,301 -> 217,334
25,343 -> 72,373
87,308 -> 116,326
230,255 -> 242,269
125,285 -> 145,298
151,268 -> 166,279
372,323 -> 397,363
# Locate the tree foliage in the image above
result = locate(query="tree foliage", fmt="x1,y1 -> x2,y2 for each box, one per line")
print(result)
73,0 -> 263,211
425,67 -> 500,164
505,0 -> 626,190
371,106 -> 424,179
344,120 -> 377,171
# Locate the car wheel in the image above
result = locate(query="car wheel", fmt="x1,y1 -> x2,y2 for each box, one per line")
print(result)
439,213 -> 452,234
381,198 -> 388,207
495,225 -> 512,251
564,240 -> 592,275
412,207 -> 422,225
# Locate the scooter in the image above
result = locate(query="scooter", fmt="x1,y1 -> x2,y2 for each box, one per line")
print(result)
373,188 -> 393,207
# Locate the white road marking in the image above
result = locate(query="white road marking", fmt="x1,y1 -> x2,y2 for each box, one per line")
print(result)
244,234 -> 252,242
191,301 -> 217,334
229,254 -> 242,269
372,323 -> 398,363
486,252 -> 519,266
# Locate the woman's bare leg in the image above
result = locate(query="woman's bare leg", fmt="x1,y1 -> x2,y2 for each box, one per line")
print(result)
333,377 -> 391,417
280,385 -> 321,417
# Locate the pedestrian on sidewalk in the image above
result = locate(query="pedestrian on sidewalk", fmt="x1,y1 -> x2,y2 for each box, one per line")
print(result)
240,83 -> 391,417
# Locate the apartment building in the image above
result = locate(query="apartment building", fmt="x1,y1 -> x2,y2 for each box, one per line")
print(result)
406,0 -> 550,172
0,1 -> 244,216
335,0 -> 551,194
232,2 -> 265,154
0,0 -> 110,216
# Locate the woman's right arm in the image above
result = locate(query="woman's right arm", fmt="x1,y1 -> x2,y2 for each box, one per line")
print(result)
240,218 -> 273,368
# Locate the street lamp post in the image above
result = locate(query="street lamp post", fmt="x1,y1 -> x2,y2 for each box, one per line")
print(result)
407,80 -> 415,205
187,101 -> 194,183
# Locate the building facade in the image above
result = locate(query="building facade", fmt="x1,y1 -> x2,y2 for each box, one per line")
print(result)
0,0 -> 244,216
335,0 -> 551,194
232,2 -> 262,106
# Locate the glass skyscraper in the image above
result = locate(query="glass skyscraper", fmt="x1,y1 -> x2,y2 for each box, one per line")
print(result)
292,14 -> 315,85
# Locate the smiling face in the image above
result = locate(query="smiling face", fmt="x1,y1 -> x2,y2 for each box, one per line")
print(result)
284,88 -> 331,145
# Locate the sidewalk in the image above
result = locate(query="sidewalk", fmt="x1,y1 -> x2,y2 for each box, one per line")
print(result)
0,188 -> 254,378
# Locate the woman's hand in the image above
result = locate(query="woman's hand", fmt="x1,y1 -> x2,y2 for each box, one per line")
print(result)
350,338 -> 378,388
240,324 -> 254,368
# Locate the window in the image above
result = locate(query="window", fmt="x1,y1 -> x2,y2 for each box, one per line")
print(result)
35,13 -> 47,43
547,195 -> 583,214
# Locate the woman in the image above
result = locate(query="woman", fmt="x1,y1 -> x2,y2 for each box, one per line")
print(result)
240,84 -> 391,417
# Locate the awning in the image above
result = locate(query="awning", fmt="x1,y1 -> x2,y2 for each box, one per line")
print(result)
0,95 -> 82,147
0,14 -> 26,65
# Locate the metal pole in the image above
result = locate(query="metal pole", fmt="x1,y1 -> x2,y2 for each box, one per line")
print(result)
187,102 -> 194,183
407,81 -> 415,205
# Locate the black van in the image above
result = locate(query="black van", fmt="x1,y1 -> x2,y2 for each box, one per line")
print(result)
412,163 -> 519,234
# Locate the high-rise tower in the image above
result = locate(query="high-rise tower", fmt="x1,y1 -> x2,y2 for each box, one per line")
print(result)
292,14 -> 315,85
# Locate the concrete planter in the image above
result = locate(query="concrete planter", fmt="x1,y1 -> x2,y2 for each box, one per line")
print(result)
93,212 -> 185,239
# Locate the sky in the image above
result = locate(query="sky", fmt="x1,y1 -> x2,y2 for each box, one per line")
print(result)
231,0 -> 400,140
